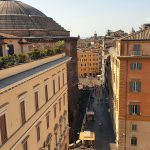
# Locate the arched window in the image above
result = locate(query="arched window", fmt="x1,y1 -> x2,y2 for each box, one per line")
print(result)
131,137 -> 137,146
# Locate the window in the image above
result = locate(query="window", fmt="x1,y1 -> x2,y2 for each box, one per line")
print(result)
130,81 -> 141,92
58,76 -> 60,90
54,106 -> 57,118
7,44 -> 14,55
59,99 -> 61,112
130,63 -> 142,70
45,84 -> 48,102
22,140 -> 28,150
0,46 -> 3,57
129,104 -> 140,115
53,80 -> 56,95
132,124 -> 137,131
20,101 -> 26,125
36,125 -> 40,142
65,144 -> 67,150
34,91 -> 39,112
62,73 -> 65,86
133,45 -> 140,55
60,125 -> 62,136
0,114 -> 7,145
131,137 -> 137,146
48,144 -> 51,150
63,94 -> 66,106
46,114 -> 50,129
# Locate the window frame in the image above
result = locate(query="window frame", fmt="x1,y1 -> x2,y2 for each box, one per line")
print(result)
130,80 -> 141,92
131,136 -> 137,146
129,104 -> 140,115
0,112 -> 8,146
36,124 -> 41,142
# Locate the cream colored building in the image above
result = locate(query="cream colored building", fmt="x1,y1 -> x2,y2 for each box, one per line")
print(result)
77,48 -> 101,77
0,53 -> 71,150
0,0 -> 79,150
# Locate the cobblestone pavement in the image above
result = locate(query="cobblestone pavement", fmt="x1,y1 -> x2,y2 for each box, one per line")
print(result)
84,89 -> 116,150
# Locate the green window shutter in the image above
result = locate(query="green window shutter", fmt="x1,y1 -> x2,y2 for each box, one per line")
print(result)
137,105 -> 140,115
130,82 -> 133,92
138,63 -> 142,70
129,105 -> 133,115
137,82 -> 141,92
130,63 -> 135,70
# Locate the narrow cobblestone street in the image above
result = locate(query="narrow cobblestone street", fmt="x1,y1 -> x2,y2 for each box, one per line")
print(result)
84,88 -> 116,150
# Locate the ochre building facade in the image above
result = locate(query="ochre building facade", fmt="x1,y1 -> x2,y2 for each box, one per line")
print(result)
77,48 -> 101,78
105,28 -> 150,150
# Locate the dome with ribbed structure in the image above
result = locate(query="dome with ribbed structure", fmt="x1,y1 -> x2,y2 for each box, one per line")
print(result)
0,0 -> 69,37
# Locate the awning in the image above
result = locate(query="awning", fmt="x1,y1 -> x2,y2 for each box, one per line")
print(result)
79,131 -> 95,141
86,111 -> 94,115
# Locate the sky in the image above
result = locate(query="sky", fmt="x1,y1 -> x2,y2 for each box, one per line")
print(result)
22,0 -> 150,37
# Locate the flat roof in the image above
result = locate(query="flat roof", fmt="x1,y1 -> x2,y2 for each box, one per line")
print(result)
0,56 -> 70,92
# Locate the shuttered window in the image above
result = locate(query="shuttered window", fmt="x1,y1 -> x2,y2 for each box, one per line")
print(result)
129,104 -> 140,115
58,76 -> 60,90
59,99 -> 61,112
133,45 -> 140,55
22,140 -> 28,150
36,125 -> 40,142
20,101 -> 26,125
0,114 -> 7,145
63,94 -> 66,106
130,81 -> 141,92
46,114 -> 50,129
53,80 -> 55,95
54,106 -> 57,118
45,85 -> 48,102
131,137 -> 137,146
130,63 -> 142,70
34,91 -> 39,112
132,124 -> 137,131
62,73 -> 65,86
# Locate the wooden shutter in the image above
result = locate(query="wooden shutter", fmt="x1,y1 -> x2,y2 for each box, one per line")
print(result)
53,80 -> 55,95
45,85 -> 48,102
23,140 -> 28,150
130,63 -> 134,70
63,73 -> 65,85
35,92 -> 39,111
129,105 -> 133,115
58,76 -> 60,90
0,114 -> 7,144
46,115 -> 49,129
137,105 -> 140,115
137,82 -> 141,92
138,63 -> 142,70
36,125 -> 40,142
130,82 -> 133,92
20,101 -> 26,125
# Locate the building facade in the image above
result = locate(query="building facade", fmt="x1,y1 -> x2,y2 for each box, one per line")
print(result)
0,0 -> 79,149
77,48 -> 102,78
105,28 -> 150,150
0,53 -> 70,150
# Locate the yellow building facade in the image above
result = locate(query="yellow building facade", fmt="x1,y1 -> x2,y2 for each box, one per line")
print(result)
77,48 -> 101,77
0,53 -> 70,150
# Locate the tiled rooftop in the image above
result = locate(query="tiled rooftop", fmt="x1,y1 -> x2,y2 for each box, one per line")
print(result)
120,28 -> 150,40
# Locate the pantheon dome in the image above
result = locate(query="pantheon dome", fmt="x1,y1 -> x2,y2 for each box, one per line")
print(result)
0,0 -> 69,37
